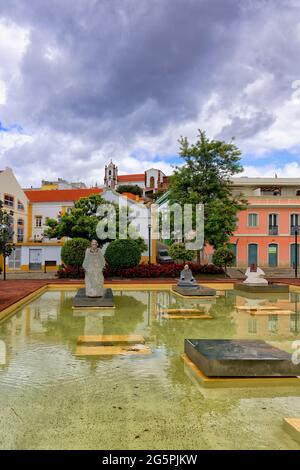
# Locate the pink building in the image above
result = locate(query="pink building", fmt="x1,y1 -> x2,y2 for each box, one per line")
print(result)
228,177 -> 300,268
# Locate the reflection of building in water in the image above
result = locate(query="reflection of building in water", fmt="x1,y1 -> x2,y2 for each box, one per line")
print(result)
0,291 -> 66,370
155,291 -> 216,317
0,340 -> 6,365
233,309 -> 300,338
233,293 -> 300,338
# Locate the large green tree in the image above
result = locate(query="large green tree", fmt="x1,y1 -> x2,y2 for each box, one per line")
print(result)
169,130 -> 247,249
44,194 -> 143,246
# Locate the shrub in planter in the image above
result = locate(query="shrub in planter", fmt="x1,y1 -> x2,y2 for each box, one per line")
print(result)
104,262 -> 224,278
61,238 -> 90,268
105,239 -> 141,269
169,242 -> 195,263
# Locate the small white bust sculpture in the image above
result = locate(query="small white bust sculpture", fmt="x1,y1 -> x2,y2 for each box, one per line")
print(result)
243,264 -> 268,285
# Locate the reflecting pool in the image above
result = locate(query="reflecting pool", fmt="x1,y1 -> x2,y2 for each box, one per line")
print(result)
0,288 -> 299,449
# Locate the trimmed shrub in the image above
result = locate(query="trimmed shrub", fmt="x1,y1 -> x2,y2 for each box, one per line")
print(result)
169,242 -> 195,263
61,238 -> 90,268
105,239 -> 141,269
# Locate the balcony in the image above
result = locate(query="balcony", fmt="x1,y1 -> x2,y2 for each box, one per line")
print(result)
291,226 -> 300,235
269,225 -> 278,235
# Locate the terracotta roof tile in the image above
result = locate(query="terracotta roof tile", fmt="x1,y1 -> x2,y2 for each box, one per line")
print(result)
25,188 -> 102,202
117,174 -> 144,182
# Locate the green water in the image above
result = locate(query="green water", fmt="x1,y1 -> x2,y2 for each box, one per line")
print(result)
0,289 -> 299,450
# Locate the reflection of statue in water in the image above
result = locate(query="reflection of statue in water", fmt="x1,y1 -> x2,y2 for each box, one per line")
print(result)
243,263 -> 268,285
178,264 -> 198,289
82,240 -> 106,297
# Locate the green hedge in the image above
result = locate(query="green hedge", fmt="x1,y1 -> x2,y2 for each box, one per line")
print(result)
105,239 -> 141,268
61,238 -> 90,267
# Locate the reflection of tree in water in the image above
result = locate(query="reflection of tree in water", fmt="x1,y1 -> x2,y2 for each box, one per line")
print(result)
152,294 -> 236,352
103,295 -> 146,335
150,294 -> 237,387
43,298 -> 85,348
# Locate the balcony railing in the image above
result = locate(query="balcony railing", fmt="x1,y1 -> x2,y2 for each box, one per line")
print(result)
269,225 -> 278,235
291,226 -> 300,235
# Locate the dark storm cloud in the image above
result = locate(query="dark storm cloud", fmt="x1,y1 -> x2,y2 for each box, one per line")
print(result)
0,0 -> 241,136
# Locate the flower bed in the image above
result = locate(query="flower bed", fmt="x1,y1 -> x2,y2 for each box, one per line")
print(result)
56,262 -> 224,279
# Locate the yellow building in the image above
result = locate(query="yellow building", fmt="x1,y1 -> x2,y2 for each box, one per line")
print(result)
0,167 -> 28,271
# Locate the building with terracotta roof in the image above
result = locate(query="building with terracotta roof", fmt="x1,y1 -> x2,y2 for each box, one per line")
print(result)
104,160 -> 167,196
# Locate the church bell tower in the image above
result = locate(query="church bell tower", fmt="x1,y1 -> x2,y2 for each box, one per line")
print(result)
104,160 -> 118,189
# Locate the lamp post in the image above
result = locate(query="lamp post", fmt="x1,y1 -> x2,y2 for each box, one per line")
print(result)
294,225 -> 299,279
148,222 -> 151,265
0,223 -> 8,281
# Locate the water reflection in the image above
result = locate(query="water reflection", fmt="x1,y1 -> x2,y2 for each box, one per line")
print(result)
0,289 -> 299,450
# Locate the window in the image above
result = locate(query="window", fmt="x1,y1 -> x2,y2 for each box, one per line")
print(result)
7,215 -> 14,241
17,227 -> 24,242
290,314 -> 300,333
248,318 -> 257,334
35,216 -> 42,228
269,214 -> 278,235
248,213 -> 258,227
290,214 -> 300,234
18,218 -> 24,226
149,176 -> 155,188
17,200 -> 24,211
296,190 -> 300,196
4,194 -> 14,208
268,315 -> 278,333
261,187 -> 281,196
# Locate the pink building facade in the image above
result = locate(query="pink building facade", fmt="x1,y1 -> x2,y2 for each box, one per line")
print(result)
228,178 -> 300,268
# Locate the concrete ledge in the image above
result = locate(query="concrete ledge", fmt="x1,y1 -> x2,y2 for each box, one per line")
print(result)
162,314 -> 213,319
283,418 -> 300,444
181,354 -> 300,388
77,335 -> 145,345
234,282 -> 289,293
75,345 -> 151,356
172,285 -> 216,297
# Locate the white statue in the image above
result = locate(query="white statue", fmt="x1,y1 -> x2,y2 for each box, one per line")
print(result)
82,240 -> 106,297
243,264 -> 268,285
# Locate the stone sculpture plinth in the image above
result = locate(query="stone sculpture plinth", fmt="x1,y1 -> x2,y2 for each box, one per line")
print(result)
184,339 -> 300,377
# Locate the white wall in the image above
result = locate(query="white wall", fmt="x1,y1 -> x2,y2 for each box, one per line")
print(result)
31,201 -> 73,240
102,189 -> 151,256
145,169 -> 164,188
20,245 -> 62,266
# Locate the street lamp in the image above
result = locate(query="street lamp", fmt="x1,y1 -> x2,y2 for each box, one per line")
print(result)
293,225 -> 300,278
148,222 -> 152,265
0,223 -> 8,281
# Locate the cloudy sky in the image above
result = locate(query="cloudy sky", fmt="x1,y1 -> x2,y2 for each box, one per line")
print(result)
1,0 -> 300,187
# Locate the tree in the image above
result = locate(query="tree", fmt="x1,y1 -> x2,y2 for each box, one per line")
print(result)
212,246 -> 235,275
169,242 -> 194,263
0,201 -> 15,277
44,194 -> 134,245
169,130 -> 247,250
117,185 -> 143,197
